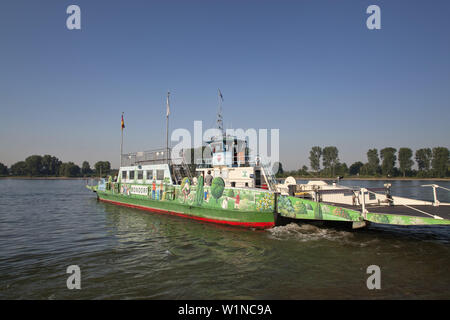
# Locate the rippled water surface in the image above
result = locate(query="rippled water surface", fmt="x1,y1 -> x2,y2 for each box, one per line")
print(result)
0,179 -> 450,299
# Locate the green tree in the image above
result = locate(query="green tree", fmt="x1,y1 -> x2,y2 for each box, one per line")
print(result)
335,162 -> 348,176
309,146 -> 322,173
81,161 -> 92,176
398,148 -> 414,177
211,177 -> 225,203
297,165 -> 309,176
10,161 -> 28,176
59,162 -> 81,177
367,149 -> 380,175
94,161 -> 111,177
415,148 -> 432,172
349,161 -> 364,176
41,155 -> 61,176
431,147 -> 449,178
273,162 -> 284,177
380,147 -> 397,176
360,163 -> 371,176
322,146 -> 339,177
25,155 -> 43,176
0,163 -> 8,176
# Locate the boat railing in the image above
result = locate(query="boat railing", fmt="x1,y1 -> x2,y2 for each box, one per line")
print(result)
192,155 -> 272,169
121,148 -> 171,166
363,187 -> 444,220
86,177 -> 102,187
421,184 -> 450,207
121,148 -> 279,173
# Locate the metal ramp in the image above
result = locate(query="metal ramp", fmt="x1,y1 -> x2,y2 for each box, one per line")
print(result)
260,162 -> 278,191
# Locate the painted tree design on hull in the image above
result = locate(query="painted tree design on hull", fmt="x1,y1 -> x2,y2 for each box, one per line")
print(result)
195,175 -> 204,206
211,177 -> 225,203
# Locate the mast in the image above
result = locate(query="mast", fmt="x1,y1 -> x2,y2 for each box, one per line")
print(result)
166,91 -> 170,163
217,88 -> 224,136
120,112 -> 124,167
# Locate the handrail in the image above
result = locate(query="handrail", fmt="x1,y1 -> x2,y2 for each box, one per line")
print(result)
420,184 -> 450,206
364,187 -> 443,220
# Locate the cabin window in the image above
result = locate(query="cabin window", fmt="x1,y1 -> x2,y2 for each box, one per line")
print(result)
122,171 -> 126,179
146,170 -> 153,180
369,193 -> 376,200
156,169 -> 164,180
231,182 -> 236,187
137,170 -> 143,180
129,171 -> 135,179
255,170 -> 261,186
245,182 -> 248,187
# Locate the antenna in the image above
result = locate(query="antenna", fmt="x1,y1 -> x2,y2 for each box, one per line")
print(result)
166,91 -> 170,163
217,89 -> 224,136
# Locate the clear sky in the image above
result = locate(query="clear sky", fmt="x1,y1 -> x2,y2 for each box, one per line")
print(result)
0,0 -> 449,170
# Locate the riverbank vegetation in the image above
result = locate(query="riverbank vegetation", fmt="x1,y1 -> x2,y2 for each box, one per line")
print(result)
1,146 -> 448,180
276,146 -> 450,179
0,155 -> 115,178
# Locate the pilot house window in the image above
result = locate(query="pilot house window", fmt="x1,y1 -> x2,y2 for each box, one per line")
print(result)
137,170 -> 143,180
129,171 -> 135,179
146,170 -> 153,180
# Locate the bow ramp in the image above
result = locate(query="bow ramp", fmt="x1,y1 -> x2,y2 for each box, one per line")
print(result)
275,182 -> 450,229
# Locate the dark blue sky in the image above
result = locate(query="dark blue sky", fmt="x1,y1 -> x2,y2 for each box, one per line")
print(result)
1,0 -> 449,169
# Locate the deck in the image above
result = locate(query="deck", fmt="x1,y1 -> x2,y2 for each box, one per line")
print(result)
324,202 -> 450,220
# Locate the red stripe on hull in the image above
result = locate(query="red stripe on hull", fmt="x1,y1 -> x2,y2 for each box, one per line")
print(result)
99,198 -> 275,229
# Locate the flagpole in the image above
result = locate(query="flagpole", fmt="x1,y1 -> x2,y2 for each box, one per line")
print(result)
166,91 -> 170,163
120,112 -> 124,167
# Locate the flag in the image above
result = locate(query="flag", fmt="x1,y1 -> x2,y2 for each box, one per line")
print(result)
121,113 -> 125,129
218,89 -> 224,101
166,91 -> 170,117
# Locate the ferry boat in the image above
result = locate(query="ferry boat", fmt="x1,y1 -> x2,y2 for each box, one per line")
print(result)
90,137 -> 279,229
87,94 -> 450,230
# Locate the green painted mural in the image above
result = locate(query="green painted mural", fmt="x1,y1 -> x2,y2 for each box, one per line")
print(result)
102,176 -> 275,215
277,195 -> 362,222
365,212 -> 450,226
276,195 -> 450,226
90,175 -> 276,229
90,179 -> 450,228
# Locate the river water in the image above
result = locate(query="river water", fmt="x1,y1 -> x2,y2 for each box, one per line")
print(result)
0,179 -> 449,299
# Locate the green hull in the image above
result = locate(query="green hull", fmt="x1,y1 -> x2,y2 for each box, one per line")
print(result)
277,195 -> 450,227
90,183 -> 276,229
88,182 -> 450,229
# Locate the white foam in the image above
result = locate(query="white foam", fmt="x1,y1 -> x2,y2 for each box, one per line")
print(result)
267,223 -> 354,242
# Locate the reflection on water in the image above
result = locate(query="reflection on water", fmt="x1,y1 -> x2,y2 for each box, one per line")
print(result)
0,179 -> 449,299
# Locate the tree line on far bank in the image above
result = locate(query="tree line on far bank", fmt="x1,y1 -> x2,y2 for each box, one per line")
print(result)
0,155 -> 114,178
275,146 -> 449,178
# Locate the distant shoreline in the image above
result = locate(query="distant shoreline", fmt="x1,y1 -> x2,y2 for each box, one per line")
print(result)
277,177 -> 450,181
0,176 -> 93,180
